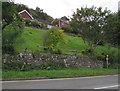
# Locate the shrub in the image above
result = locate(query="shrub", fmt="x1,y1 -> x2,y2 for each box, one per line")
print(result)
62,26 -> 73,33
30,20 -> 41,28
108,63 -> 119,69
24,18 -> 31,26
2,62 -> 30,71
24,19 -> 47,29
95,48 -> 119,69
2,12 -> 25,54
39,62 -> 66,70
2,20 -> 24,54
108,50 -> 119,68
42,27 -> 65,54
82,48 -> 95,57
2,45 -> 15,54
3,61 -> 66,71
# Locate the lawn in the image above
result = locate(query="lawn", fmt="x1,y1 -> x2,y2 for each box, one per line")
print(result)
14,27 -> 86,52
14,27 -> 119,55
2,68 -> 118,79
14,27 -> 45,52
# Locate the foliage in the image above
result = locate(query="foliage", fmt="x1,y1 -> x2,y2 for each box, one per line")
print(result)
2,2 -> 16,29
24,19 -> 31,26
34,7 -> 53,23
15,3 -> 54,24
3,61 -> 66,71
13,27 -> 119,55
104,12 -> 120,46
29,20 -> 40,28
70,6 -> 111,54
30,20 -> 46,29
105,48 -> 119,69
14,27 -> 45,51
2,12 -> 25,54
42,27 -> 65,54
3,61 -> 26,71
36,62 -> 66,70
62,26 -> 74,33
15,3 -> 30,13
95,45 -> 119,68
13,27 -> 86,53
12,27 -> 119,69
24,19 -> 47,29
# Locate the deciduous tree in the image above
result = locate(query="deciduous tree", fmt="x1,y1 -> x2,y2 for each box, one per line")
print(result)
70,6 -> 111,53
104,12 -> 120,46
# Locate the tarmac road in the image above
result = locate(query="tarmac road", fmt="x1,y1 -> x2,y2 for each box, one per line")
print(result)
2,74 -> 119,89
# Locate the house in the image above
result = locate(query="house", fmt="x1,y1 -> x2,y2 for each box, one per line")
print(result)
19,10 -> 34,20
51,17 -> 69,28
37,19 -> 53,29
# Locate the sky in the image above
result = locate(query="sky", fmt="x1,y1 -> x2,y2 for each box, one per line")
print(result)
15,0 -> 120,18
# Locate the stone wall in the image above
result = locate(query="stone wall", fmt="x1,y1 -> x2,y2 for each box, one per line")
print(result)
3,53 -> 103,68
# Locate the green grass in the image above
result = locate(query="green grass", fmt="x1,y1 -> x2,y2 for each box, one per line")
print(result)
60,35 -> 86,50
14,27 -> 86,52
3,27 -> 119,79
14,27 -> 46,52
14,27 -> 119,55
96,44 -> 118,53
2,68 -> 118,79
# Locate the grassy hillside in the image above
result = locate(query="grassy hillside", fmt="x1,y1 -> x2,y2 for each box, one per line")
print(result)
14,27 -> 45,52
14,27 -> 86,52
14,27 -> 119,55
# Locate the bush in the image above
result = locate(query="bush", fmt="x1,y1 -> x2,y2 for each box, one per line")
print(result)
24,19 -> 47,29
2,45 -> 15,54
62,26 -> 73,33
30,20 -> 40,28
24,18 -> 31,26
37,62 -> 66,70
42,27 -> 65,54
2,61 -> 28,71
108,50 -> 119,68
95,48 -> 119,69
2,19 -> 24,54
3,61 -> 66,71
82,48 -> 95,57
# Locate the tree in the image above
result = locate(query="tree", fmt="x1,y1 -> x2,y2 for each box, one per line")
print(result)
15,3 -> 30,13
42,27 -> 65,54
34,7 -> 53,23
36,7 -> 43,13
104,12 -> 120,46
2,12 -> 25,54
70,6 -> 111,53
2,2 -> 25,54
2,2 -> 16,30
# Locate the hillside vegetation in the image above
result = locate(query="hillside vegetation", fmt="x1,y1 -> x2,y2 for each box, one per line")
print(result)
14,27 -> 85,51
14,27 -> 119,56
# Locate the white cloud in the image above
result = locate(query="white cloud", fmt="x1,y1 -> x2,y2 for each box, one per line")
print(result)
15,0 -> 120,18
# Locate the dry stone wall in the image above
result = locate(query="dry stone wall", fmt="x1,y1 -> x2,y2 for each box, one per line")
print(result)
3,53 -> 103,68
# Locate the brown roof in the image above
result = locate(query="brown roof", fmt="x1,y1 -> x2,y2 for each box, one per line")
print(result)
19,10 -> 34,20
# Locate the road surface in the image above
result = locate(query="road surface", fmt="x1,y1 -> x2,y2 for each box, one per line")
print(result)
2,75 -> 119,89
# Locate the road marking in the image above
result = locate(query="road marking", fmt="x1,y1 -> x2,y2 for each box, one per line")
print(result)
2,75 -> 118,83
94,85 -> 120,89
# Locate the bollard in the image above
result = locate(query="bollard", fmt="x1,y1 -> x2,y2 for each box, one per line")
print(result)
106,55 -> 109,68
